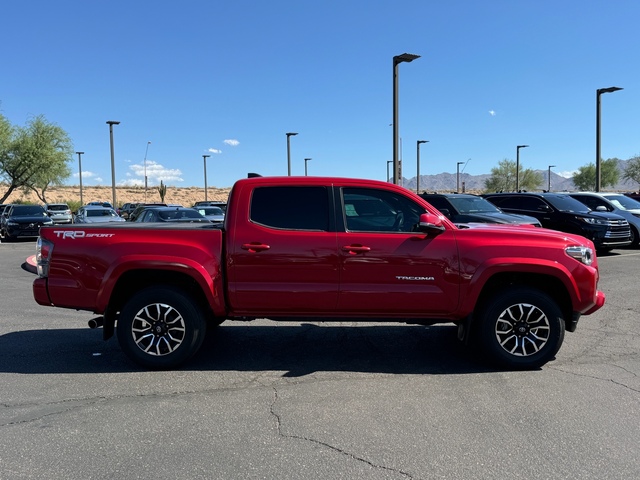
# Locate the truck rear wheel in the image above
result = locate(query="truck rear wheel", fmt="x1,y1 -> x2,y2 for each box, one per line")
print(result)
116,287 -> 206,369
476,287 -> 565,369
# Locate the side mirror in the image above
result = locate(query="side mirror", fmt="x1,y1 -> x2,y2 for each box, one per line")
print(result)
538,204 -> 552,212
595,205 -> 607,212
418,213 -> 446,234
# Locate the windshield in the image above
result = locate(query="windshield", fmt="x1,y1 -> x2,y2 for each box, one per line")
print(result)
158,209 -> 204,220
87,208 -> 117,217
198,207 -> 224,216
47,205 -> 69,212
11,205 -> 47,216
604,194 -> 640,210
544,195 -> 591,213
447,196 -> 501,214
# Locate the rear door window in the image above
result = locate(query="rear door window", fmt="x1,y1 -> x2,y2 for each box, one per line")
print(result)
250,186 -> 330,231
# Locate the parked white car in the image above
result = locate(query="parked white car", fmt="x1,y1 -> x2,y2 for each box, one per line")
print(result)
45,203 -> 73,224
74,205 -> 126,224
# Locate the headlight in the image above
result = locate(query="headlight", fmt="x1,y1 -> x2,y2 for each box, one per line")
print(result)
566,246 -> 593,266
577,216 -> 607,225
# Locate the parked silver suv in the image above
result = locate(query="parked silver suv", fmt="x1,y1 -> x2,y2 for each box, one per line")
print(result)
44,203 -> 73,224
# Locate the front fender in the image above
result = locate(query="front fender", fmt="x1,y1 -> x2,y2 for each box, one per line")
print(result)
459,256 -> 598,316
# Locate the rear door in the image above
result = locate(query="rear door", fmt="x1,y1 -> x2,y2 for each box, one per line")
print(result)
226,185 -> 340,315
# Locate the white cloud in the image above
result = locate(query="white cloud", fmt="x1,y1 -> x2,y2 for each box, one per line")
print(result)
125,160 -> 184,186
208,148 -> 222,154
489,110 -> 496,116
224,139 -> 240,147
74,171 -> 98,179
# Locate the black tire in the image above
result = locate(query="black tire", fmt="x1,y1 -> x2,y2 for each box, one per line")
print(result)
475,287 -> 565,369
630,226 -> 639,248
116,286 -> 207,369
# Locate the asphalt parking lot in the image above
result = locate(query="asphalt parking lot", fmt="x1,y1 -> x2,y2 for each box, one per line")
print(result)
1,240 -> 639,479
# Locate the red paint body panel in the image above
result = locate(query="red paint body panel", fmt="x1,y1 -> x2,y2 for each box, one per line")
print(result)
33,176 -> 604,325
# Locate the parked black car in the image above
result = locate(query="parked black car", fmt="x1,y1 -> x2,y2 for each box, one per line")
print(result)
118,202 -> 139,219
482,192 -> 632,251
132,206 -> 210,224
193,200 -> 227,213
420,193 -> 541,226
127,203 -> 168,222
0,204 -> 54,241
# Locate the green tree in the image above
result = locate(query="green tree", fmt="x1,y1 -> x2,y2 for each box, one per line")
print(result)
0,114 -> 73,203
622,155 -> 640,189
571,158 -> 620,191
484,158 -> 543,193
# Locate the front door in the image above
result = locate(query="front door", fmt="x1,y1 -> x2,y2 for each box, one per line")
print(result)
335,187 -> 459,316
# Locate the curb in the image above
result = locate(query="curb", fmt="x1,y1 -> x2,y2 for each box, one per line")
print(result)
24,255 -> 37,274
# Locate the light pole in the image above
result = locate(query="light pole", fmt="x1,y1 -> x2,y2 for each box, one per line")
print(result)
202,154 -> 210,201
416,140 -> 428,194
516,145 -> 529,192
76,152 -> 84,206
456,162 -> 464,193
304,158 -> 312,176
596,86 -> 623,192
286,132 -> 298,176
392,53 -> 420,185
106,121 -> 120,208
143,141 -> 151,201
387,160 -> 393,182
548,165 -> 556,192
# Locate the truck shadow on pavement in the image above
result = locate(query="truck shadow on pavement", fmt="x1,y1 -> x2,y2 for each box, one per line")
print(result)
0,323 -> 500,375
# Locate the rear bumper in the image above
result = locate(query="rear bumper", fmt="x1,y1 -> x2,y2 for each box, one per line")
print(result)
33,278 -> 52,306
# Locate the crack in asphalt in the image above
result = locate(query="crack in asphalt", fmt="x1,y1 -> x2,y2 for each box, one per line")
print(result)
1,397 -> 108,427
549,364 -> 640,394
268,386 -> 418,480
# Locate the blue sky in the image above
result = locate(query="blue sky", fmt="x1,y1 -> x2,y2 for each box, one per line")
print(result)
2,0 -> 638,188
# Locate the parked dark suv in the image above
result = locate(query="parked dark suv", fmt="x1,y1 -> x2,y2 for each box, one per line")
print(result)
420,193 -> 541,226
0,204 -> 54,241
482,192 -> 632,251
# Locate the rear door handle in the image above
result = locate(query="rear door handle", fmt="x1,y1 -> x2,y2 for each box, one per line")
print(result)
242,243 -> 271,252
342,245 -> 371,254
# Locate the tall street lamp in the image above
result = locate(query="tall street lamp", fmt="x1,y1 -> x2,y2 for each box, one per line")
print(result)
304,158 -> 312,176
106,121 -> 120,208
286,132 -> 298,176
416,140 -> 428,194
387,160 -> 393,182
143,141 -> 151,201
392,53 -> 420,185
516,144 -> 529,192
548,165 -> 556,192
76,152 -> 84,206
456,162 -> 464,193
596,86 -> 623,192
202,154 -> 210,201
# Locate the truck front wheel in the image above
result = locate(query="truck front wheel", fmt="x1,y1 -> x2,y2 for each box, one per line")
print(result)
476,287 -> 565,369
117,287 -> 207,369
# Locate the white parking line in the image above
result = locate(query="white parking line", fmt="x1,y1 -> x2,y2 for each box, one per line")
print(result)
599,251 -> 640,258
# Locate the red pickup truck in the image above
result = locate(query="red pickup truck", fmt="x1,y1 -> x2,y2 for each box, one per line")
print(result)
33,176 -> 605,370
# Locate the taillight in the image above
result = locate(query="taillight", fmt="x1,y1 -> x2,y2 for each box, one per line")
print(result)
36,237 -> 54,278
